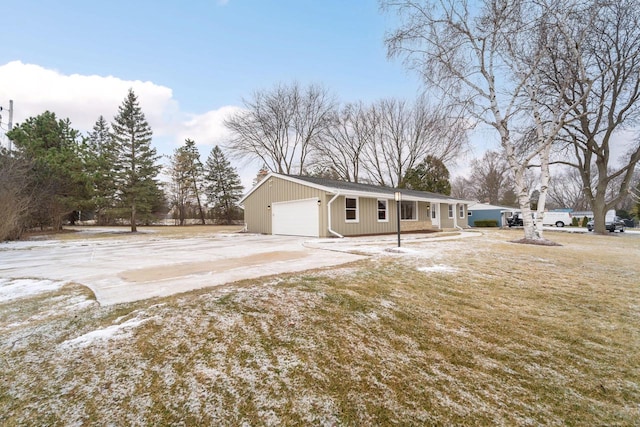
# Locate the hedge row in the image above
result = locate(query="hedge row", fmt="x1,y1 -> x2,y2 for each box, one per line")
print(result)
473,220 -> 499,227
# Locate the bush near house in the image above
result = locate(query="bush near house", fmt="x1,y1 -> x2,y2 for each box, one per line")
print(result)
473,219 -> 499,227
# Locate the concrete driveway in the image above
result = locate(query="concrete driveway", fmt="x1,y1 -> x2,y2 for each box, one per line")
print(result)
0,232 -> 365,305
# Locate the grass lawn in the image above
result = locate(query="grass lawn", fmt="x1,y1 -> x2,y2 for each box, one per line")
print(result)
1,229 -> 639,425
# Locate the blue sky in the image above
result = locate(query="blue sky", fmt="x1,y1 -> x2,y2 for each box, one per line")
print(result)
2,1 -> 420,113
1,0 -> 486,186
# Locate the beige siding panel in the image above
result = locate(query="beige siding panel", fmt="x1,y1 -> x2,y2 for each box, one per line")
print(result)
439,203 -> 455,229
330,197 -> 437,236
437,202 -> 469,229
243,176 -> 463,236
243,176 -> 328,235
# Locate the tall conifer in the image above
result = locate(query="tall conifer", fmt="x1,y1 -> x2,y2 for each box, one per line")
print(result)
204,145 -> 243,224
111,89 -> 161,232
87,115 -> 117,224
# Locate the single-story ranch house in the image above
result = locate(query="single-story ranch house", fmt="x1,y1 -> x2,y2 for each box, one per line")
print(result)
239,173 -> 473,238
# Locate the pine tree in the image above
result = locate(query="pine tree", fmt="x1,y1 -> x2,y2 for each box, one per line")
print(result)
167,139 -> 206,225
183,139 -> 206,224
400,155 -> 451,195
253,165 -> 269,186
86,116 -> 117,225
111,89 -> 162,232
204,145 -> 244,224
7,111 -> 91,230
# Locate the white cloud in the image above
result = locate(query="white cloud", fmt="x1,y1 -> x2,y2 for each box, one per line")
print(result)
0,61 -> 259,190
178,105 -> 243,149
0,61 -> 176,134
0,61 -> 239,157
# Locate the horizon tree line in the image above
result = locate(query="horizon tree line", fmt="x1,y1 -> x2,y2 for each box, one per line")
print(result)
0,90 -> 245,241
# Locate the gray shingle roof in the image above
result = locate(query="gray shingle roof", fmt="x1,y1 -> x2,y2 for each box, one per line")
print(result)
287,175 -> 456,201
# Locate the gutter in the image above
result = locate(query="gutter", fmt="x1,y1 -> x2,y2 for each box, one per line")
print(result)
327,192 -> 344,238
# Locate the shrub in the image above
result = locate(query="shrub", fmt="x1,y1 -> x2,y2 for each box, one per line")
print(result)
581,216 -> 589,227
473,219 -> 499,227
0,154 -> 33,241
571,216 -> 579,226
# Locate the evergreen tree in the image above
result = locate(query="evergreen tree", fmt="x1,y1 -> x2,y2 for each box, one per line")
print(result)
204,145 -> 244,224
111,89 -> 162,232
183,139 -> 206,224
400,155 -> 451,195
7,111 -> 91,230
86,116 -> 118,225
167,139 -> 206,225
253,165 -> 269,187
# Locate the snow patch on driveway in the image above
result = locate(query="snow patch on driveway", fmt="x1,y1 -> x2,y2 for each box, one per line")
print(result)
0,278 -> 68,302
0,233 -> 366,305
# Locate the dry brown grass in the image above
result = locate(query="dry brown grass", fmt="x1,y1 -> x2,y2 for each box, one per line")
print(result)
54,224 -> 244,241
1,229 -> 639,425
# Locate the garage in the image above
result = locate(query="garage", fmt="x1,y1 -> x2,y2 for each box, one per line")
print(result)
272,198 -> 319,237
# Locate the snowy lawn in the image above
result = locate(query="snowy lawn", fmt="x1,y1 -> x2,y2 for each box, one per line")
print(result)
1,228 -> 639,425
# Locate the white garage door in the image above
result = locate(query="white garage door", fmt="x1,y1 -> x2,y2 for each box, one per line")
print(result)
272,198 -> 319,237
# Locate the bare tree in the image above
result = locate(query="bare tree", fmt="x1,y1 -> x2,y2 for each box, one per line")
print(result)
384,0 -> 593,241
0,152 -> 33,240
225,82 -> 335,175
311,102 -> 369,182
466,151 -> 512,205
550,0 -> 640,233
547,166 -> 590,210
361,96 -> 468,187
450,176 -> 474,201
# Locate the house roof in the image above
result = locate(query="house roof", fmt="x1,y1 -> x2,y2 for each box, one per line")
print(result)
468,202 -> 519,212
240,172 -> 474,205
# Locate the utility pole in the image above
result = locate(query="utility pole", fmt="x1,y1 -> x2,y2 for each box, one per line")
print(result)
1,100 -> 13,152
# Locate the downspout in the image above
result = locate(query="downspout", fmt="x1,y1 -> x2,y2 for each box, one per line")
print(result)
327,192 -> 344,238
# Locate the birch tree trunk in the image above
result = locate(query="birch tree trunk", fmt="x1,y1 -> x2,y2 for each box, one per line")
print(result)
383,0 -> 594,241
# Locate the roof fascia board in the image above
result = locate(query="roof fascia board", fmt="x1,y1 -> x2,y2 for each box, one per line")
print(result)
239,172 -> 474,205
239,172 -> 335,205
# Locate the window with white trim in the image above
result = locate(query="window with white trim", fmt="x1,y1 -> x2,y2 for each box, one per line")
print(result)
459,204 -> 465,218
431,204 -> 437,219
377,199 -> 388,222
345,197 -> 358,222
448,204 -> 454,218
401,200 -> 417,220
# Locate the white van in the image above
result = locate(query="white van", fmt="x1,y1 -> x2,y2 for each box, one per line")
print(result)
540,211 -> 572,227
507,211 -> 573,227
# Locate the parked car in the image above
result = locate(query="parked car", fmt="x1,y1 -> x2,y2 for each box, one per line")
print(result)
507,212 -> 524,227
587,216 -> 626,232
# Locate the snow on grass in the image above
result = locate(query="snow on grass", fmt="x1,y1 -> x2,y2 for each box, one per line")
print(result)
0,278 -> 68,302
60,313 -> 154,349
417,265 -> 458,274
